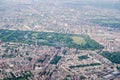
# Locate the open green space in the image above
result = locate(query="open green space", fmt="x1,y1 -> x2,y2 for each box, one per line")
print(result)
69,63 -> 101,69
71,36 -> 86,45
91,19 -> 120,28
117,66 -> 120,70
0,29 -> 103,50
37,55 -> 48,63
78,55 -> 89,60
100,51 -> 120,64
62,49 -> 67,55
3,71 -> 33,80
50,55 -> 61,64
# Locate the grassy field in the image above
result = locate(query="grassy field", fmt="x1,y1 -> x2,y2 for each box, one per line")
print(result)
71,36 -> 86,45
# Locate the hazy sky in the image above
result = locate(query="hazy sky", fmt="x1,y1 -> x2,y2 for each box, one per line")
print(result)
0,0 -> 120,10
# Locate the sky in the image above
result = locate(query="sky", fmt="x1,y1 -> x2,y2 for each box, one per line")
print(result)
0,0 -> 120,10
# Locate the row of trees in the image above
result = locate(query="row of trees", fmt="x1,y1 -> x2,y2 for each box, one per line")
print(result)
69,63 -> 101,69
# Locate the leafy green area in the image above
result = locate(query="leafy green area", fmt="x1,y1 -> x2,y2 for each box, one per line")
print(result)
101,51 -> 120,64
63,75 -> 71,80
0,29 -> 104,50
117,66 -> 120,70
50,55 -> 61,64
28,57 -> 33,61
79,75 -> 86,80
2,54 -> 16,58
78,55 -> 89,60
37,55 -> 48,63
37,59 -> 44,63
4,47 -> 9,53
26,51 -> 29,55
71,36 -> 86,45
3,71 -> 33,80
63,78 -> 70,80
69,63 -> 101,69
91,19 -> 120,28
62,49 -> 67,55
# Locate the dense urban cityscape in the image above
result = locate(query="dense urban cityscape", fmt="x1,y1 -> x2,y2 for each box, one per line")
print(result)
0,0 -> 120,80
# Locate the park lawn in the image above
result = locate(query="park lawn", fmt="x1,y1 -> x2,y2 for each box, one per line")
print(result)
31,33 -> 39,38
71,36 -> 86,45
